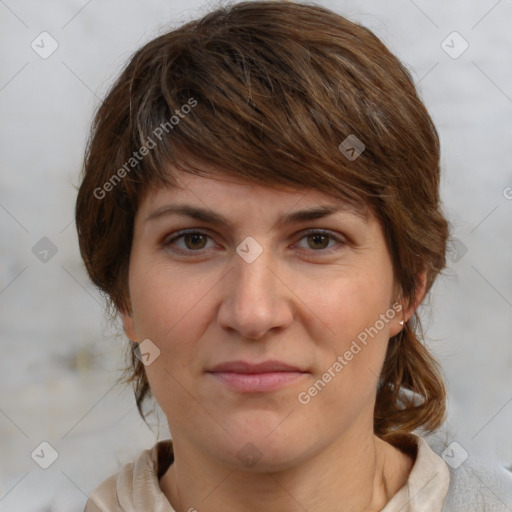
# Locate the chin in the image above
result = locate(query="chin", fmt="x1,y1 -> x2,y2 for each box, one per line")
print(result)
206,418 -> 310,472
223,440 -> 307,473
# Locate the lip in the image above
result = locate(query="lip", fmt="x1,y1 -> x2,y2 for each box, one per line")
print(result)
206,360 -> 308,393
208,360 -> 304,373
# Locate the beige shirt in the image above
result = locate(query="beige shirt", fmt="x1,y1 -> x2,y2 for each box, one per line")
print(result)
84,434 -> 450,512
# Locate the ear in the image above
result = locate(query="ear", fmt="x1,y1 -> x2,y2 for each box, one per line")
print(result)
389,270 -> 428,337
403,270 -> 428,320
120,308 -> 138,342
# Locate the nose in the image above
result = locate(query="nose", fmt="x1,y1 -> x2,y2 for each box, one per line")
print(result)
217,246 -> 294,340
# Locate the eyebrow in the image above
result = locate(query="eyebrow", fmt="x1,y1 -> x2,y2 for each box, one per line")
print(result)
145,203 -> 367,227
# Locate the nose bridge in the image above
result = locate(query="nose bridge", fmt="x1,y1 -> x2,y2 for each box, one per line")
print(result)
217,241 -> 291,339
235,247 -> 274,302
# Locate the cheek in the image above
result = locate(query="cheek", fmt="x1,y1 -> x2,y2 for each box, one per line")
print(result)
128,261 -> 219,382
305,272 -> 394,396
309,268 -> 394,342
128,265 -> 214,418
129,258 -> 211,337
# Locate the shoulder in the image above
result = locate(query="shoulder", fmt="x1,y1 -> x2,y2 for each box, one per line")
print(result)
84,472 -> 121,512
83,440 -> 174,512
423,433 -> 512,512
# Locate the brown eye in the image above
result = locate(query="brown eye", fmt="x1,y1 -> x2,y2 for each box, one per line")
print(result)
182,233 -> 208,250
295,230 -> 342,253
165,230 -> 215,253
307,233 -> 330,250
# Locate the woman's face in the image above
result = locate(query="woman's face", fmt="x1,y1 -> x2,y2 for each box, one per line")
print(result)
122,169 -> 411,470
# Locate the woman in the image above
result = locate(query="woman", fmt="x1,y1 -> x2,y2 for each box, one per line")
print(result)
75,1 -> 512,510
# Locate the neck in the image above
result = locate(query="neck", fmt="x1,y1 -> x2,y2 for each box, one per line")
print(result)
159,428 -> 413,512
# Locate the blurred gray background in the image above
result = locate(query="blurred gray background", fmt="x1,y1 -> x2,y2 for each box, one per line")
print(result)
1,0 -> 511,510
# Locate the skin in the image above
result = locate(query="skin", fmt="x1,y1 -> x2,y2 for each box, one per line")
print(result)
122,168 -> 427,512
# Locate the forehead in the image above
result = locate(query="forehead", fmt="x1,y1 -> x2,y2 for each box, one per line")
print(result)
138,169 -> 371,222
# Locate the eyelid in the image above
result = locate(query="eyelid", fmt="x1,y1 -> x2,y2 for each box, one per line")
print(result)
163,228 -> 346,255
292,229 -> 346,253
163,229 -> 219,251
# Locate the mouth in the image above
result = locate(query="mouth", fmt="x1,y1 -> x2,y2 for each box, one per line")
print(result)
206,360 -> 308,393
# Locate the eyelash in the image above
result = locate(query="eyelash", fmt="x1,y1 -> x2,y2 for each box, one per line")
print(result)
163,229 -> 345,257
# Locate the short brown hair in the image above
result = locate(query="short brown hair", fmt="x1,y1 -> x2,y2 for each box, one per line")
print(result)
75,0 -> 450,441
